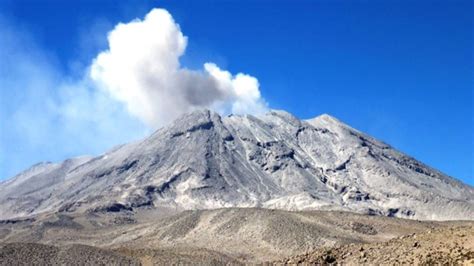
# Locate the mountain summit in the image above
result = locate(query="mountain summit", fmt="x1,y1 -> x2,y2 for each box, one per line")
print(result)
1,109 -> 473,220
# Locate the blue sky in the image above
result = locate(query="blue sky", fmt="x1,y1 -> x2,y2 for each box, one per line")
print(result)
0,0 -> 472,185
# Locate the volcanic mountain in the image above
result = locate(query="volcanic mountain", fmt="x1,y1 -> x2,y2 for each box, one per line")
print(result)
1,109 -> 473,221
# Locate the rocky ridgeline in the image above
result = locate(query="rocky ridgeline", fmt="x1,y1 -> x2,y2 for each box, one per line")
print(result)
1,109 -> 473,220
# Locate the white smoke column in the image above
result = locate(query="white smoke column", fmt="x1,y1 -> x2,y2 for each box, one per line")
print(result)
90,8 -> 267,128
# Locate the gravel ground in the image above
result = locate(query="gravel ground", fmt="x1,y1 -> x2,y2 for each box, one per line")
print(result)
0,208 -> 472,264
0,243 -> 140,265
276,225 -> 474,265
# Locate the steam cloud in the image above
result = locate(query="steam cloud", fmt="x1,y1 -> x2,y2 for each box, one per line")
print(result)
90,8 -> 267,128
0,8 -> 268,179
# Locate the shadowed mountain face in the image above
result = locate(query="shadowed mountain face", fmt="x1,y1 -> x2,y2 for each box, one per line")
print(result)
1,109 -> 473,220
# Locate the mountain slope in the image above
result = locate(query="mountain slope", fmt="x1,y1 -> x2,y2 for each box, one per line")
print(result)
1,109 -> 473,220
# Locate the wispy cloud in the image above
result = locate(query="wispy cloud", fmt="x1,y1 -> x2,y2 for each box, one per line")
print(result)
0,15 -> 147,179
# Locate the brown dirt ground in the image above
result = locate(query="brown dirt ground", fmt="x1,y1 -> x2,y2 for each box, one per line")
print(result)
274,225 -> 474,265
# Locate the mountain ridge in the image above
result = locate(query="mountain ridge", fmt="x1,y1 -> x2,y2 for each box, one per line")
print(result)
1,109 -> 473,221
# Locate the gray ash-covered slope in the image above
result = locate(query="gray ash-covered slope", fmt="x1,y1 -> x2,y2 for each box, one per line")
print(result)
1,109 -> 473,220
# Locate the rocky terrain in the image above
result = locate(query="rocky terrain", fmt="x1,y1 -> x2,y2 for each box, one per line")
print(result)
0,243 -> 140,266
1,109 -> 473,221
1,208 -> 473,264
278,225 -> 474,265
